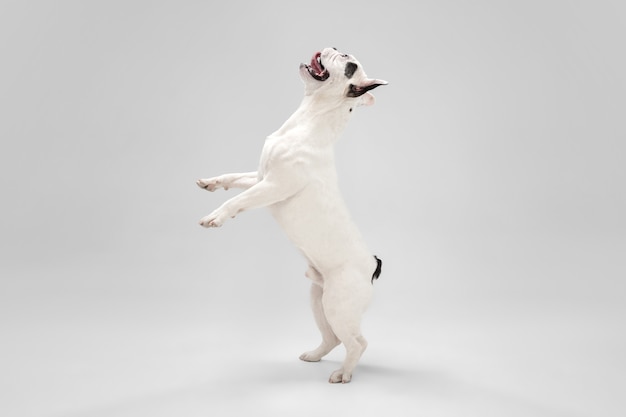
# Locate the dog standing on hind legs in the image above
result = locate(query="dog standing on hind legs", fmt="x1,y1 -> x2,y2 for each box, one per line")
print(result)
197,47 -> 387,383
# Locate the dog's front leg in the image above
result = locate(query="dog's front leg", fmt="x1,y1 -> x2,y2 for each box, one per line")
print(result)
197,172 -> 258,191
199,176 -> 304,228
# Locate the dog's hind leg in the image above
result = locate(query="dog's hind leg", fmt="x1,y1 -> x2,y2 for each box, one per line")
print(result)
322,268 -> 373,383
300,269 -> 340,362
197,172 -> 258,191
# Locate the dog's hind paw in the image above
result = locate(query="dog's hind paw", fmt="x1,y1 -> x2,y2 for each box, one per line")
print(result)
329,368 -> 351,384
299,351 -> 323,362
196,177 -> 225,192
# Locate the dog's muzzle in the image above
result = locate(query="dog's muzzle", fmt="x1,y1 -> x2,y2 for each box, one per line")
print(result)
303,52 -> 329,81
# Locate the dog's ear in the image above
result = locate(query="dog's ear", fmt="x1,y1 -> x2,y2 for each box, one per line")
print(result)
346,79 -> 388,98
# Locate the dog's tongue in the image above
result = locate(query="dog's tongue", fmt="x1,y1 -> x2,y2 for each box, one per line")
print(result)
310,52 -> 323,74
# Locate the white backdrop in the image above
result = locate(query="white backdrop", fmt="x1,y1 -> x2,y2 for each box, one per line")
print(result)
1,1 -> 624,416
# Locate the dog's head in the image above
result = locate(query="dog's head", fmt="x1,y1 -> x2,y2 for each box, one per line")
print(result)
299,47 -> 387,106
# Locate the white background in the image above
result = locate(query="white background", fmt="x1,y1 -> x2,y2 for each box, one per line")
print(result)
1,1 -> 624,416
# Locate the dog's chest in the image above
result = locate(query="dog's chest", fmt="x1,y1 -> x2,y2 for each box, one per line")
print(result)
258,134 -> 333,181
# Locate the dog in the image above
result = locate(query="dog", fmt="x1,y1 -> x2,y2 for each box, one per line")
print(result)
197,47 -> 387,383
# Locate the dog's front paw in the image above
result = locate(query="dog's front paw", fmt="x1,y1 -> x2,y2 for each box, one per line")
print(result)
199,209 -> 228,228
196,177 -> 225,192
329,368 -> 351,384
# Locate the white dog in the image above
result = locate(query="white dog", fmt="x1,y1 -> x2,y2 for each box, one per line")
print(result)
197,47 -> 387,383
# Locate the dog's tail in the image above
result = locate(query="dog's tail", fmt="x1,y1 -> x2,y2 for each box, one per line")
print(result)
371,255 -> 382,284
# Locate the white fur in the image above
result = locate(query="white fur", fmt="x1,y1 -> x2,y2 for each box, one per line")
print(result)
197,48 -> 387,383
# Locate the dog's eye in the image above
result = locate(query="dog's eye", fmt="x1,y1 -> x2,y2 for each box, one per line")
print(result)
342,54 -> 349,58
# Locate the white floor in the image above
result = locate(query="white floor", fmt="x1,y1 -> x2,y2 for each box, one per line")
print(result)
2,261 -> 624,417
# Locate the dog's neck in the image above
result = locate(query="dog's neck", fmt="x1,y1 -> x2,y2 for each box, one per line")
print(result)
275,93 -> 354,145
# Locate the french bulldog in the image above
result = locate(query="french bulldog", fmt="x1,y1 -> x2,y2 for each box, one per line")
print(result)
197,47 -> 387,383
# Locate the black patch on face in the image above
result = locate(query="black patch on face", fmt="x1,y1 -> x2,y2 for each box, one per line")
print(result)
344,62 -> 358,79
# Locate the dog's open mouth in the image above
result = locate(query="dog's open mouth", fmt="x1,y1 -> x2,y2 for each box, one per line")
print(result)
305,52 -> 329,81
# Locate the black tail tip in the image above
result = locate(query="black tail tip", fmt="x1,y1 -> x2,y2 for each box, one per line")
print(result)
372,255 -> 382,284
